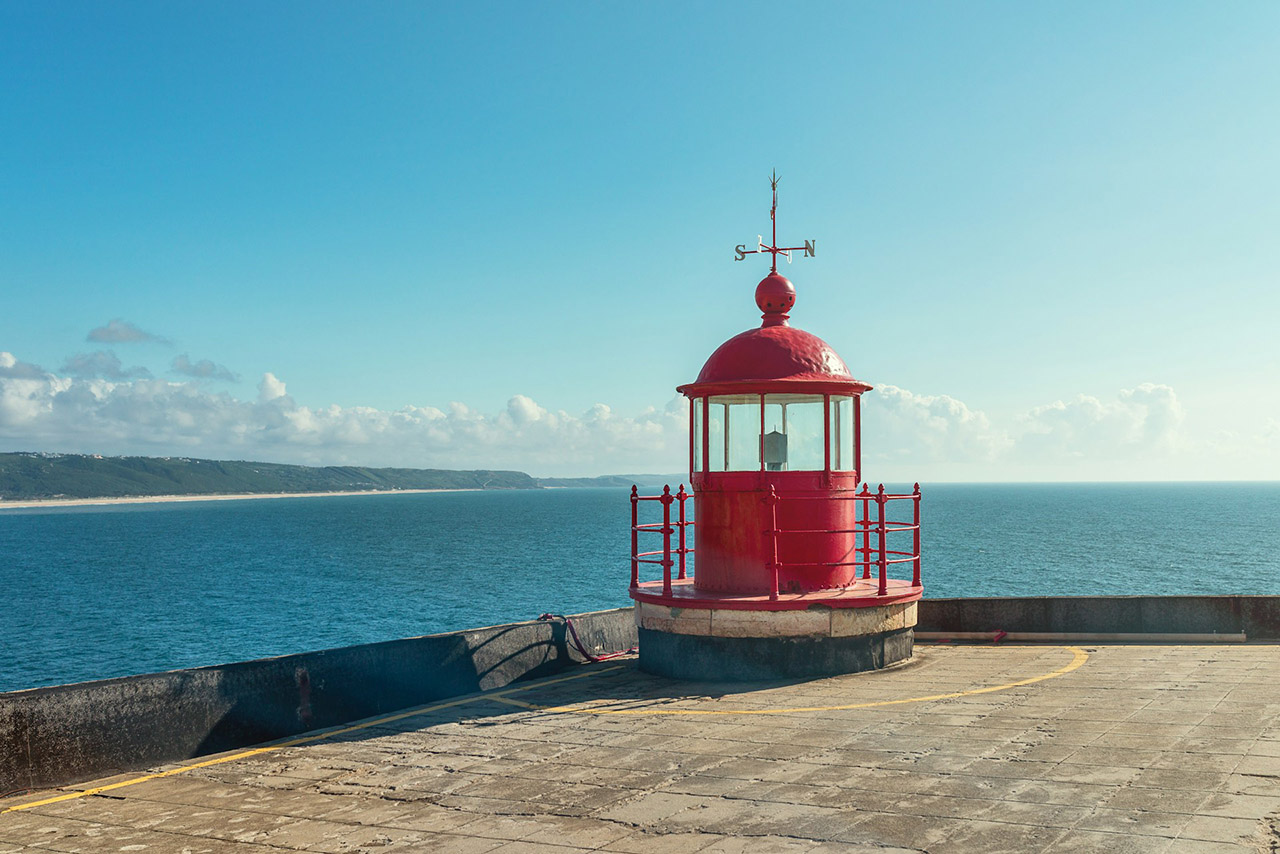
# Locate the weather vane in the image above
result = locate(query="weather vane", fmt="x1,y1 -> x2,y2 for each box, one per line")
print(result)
734,171 -> 815,273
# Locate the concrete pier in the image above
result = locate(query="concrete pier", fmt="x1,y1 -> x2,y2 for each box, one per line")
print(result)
4,642 -> 1279,852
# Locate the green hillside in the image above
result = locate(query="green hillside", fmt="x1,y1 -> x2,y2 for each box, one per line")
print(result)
0,453 -> 537,500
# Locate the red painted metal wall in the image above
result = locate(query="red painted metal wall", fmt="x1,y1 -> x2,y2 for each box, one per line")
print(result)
692,471 -> 861,595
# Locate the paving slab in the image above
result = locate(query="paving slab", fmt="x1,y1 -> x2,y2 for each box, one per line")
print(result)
4,644 -> 1280,852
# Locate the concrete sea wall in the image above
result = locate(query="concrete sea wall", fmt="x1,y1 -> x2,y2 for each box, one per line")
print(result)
1,609 -> 635,795
917,595 -> 1280,639
3,596 -> 1278,794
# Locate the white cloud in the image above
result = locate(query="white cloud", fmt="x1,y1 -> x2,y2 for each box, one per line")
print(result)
0,353 -> 69,428
86,318 -> 169,345
1264,419 -> 1280,447
172,354 -> 239,382
863,384 -> 1011,464
59,351 -> 153,380
0,352 -> 45,380
1016,383 -> 1185,460
258,372 -> 289,402
1202,418 -> 1280,474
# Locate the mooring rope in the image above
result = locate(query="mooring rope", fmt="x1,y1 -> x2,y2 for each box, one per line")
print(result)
537,613 -> 637,662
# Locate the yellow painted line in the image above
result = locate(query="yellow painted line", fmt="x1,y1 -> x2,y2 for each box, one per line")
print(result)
1,664 -> 624,814
490,646 -> 1090,716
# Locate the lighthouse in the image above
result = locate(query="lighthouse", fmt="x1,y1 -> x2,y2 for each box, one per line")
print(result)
629,176 -> 923,681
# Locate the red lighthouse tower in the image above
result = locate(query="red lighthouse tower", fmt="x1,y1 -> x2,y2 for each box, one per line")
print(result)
629,177 -> 923,680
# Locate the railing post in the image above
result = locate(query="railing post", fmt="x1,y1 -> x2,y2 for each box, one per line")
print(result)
876,483 -> 888,597
912,482 -> 922,588
765,485 -> 780,601
630,485 -> 639,589
860,483 -> 872,580
677,484 -> 688,580
661,485 -> 673,597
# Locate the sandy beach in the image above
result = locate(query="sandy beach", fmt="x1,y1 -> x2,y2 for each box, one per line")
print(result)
0,488 -> 479,510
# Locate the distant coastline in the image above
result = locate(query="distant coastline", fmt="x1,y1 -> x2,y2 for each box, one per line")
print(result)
0,452 -> 540,501
0,488 -> 477,510
0,452 -> 683,504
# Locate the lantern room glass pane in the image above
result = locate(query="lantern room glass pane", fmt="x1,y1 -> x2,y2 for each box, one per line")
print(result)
727,398 -> 762,471
763,401 -> 784,469
708,394 -> 761,472
692,398 -> 703,473
707,399 -> 725,472
830,395 -> 855,471
762,394 -> 824,471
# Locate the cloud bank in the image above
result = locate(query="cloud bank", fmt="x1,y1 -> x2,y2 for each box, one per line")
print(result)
866,385 -> 1012,464
0,352 -> 686,476
0,349 -> 1269,479
862,381 -> 1201,480
1016,383 -> 1185,459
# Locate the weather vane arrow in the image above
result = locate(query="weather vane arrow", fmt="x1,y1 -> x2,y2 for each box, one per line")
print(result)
734,171 -> 815,273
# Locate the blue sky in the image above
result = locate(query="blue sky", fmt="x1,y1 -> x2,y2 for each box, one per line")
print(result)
2,2 -> 1277,479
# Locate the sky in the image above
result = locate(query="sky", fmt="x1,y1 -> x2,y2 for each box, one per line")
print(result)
1,1 -> 1278,480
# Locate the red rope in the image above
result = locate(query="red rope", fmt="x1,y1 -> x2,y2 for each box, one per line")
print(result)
538,614 -> 636,662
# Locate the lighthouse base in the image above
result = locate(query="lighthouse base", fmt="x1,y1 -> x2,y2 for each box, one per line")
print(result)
635,601 -> 917,681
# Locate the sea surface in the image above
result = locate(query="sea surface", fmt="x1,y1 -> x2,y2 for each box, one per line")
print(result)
2,483 -> 1278,693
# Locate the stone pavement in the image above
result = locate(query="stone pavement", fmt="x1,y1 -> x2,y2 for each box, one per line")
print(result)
3,644 -> 1279,853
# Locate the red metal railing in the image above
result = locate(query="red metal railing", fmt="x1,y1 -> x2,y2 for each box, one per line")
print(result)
764,483 -> 922,601
630,484 -> 695,597
629,483 -> 920,603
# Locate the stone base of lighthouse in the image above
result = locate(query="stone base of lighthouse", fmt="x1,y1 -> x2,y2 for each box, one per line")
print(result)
635,601 -> 917,681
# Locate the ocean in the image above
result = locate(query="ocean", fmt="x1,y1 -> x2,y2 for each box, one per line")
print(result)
2,483 -> 1277,694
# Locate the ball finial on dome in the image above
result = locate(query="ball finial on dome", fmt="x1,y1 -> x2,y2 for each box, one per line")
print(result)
755,273 -> 796,327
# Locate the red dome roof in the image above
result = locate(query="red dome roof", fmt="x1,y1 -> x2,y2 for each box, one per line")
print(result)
695,325 -> 853,384
677,273 -> 872,396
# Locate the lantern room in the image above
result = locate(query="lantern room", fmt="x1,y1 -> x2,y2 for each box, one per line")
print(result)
680,271 -> 874,599
628,177 -> 923,681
